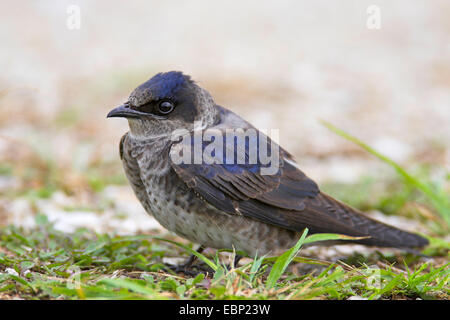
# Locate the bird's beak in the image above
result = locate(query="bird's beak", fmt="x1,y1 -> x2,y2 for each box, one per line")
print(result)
107,104 -> 146,119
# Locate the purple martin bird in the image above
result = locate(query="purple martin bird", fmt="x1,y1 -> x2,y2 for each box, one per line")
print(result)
107,71 -> 428,262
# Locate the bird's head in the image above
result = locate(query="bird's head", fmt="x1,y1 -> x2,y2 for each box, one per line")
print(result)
107,71 -> 218,138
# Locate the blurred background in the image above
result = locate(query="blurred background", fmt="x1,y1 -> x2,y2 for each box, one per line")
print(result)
0,0 -> 449,236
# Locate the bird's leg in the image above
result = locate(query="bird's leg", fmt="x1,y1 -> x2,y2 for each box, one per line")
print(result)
167,246 -> 208,275
221,253 -> 244,271
179,246 -> 205,269
232,254 -> 243,268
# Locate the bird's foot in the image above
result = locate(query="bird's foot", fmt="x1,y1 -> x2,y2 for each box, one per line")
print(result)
166,262 -> 212,277
164,246 -> 212,276
164,248 -> 244,276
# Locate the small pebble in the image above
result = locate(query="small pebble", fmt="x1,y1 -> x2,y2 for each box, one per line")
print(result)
347,296 -> 368,300
5,268 -> 19,276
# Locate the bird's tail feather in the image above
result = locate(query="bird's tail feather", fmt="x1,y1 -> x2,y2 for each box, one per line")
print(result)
305,193 -> 429,248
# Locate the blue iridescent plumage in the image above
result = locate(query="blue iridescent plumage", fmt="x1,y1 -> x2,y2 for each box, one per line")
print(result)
176,131 -> 278,178
137,71 -> 191,100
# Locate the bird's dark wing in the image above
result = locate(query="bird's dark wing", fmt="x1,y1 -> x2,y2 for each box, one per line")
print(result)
169,129 -> 428,248
169,129 -> 347,233
169,129 -> 319,214
168,132 -> 357,234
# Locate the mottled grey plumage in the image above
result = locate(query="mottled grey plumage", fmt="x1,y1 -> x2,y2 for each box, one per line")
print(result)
108,71 -> 428,257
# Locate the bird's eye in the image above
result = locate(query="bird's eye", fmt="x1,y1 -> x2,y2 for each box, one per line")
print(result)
157,100 -> 175,114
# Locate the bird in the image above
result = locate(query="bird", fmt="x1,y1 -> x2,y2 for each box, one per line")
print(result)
107,71 -> 428,267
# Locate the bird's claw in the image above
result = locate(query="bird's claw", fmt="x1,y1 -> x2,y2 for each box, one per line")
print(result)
165,262 -> 212,276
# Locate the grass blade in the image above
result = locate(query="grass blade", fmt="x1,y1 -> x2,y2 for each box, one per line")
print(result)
303,233 -> 369,245
99,278 -> 164,299
249,252 -> 266,283
321,120 -> 450,227
266,228 -> 308,289
265,231 -> 365,289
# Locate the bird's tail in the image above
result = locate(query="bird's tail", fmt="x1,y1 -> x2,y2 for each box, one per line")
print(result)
308,193 -> 429,248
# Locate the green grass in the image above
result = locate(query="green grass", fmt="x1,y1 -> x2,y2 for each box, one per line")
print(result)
0,215 -> 448,300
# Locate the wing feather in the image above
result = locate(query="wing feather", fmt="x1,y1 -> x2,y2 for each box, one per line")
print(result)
169,129 -> 319,214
